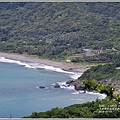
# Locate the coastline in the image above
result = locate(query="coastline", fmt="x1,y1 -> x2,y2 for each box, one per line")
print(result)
0,52 -> 108,97
0,52 -> 89,73
0,52 -> 107,100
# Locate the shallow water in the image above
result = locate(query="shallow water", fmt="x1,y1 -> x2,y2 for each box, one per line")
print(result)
0,58 -> 105,118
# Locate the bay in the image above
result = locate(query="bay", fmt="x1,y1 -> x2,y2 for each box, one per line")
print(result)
0,60 -> 104,118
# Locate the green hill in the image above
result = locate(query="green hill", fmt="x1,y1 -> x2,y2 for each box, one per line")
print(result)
0,2 -> 120,60
79,63 -> 120,81
24,98 -> 120,118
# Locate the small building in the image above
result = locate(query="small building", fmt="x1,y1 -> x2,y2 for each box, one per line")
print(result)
96,50 -> 102,55
112,47 -> 118,52
83,49 -> 91,56
66,59 -> 71,62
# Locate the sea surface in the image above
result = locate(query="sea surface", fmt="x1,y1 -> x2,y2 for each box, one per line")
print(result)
0,57 -> 105,118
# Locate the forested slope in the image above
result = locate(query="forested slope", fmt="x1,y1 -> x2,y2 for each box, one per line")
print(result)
0,2 -> 120,60
24,98 -> 120,118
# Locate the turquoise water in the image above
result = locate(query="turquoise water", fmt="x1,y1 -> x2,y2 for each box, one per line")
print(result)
0,58 -> 104,118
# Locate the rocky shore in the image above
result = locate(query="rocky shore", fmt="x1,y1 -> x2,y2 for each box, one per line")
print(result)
1,52 -> 119,95
54,78 -> 120,95
53,79 -> 84,91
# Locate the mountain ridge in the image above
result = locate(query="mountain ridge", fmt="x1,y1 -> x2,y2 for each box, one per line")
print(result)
0,2 -> 120,60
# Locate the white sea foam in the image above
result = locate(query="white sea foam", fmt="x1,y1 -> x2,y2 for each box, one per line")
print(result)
71,90 -> 85,94
0,57 -> 36,69
0,57 -> 82,80
60,85 -> 75,90
70,73 -> 82,79
40,65 -> 82,80
71,91 -> 107,99
86,91 -> 107,99
55,81 -> 75,90
35,87 -> 40,89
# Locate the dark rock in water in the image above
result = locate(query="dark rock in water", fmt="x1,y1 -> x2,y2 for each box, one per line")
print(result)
39,86 -> 45,89
74,84 -> 85,91
54,83 -> 61,88
67,79 -> 85,91
66,80 -> 74,84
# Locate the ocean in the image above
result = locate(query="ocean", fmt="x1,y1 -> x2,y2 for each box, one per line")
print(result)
0,57 -> 106,118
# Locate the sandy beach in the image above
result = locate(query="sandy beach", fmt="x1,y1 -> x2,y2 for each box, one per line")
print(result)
0,52 -> 89,73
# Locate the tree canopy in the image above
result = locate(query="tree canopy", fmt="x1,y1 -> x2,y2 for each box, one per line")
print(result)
0,2 -> 120,60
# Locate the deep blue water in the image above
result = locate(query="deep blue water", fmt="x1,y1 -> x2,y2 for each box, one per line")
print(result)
0,61 -> 103,118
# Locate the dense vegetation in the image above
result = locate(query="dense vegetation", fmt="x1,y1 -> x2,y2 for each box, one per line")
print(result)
0,2 -> 120,61
24,98 -> 120,118
79,63 -> 120,80
83,80 -> 115,99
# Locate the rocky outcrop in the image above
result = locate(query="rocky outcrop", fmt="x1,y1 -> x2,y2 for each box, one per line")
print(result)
66,80 -> 84,91
67,78 -> 120,94
54,83 -> 61,88
39,86 -> 46,89
53,81 -> 74,89
97,78 -> 120,95
53,77 -> 120,96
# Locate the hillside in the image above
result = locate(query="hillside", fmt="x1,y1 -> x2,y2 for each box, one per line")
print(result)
79,63 -> 120,80
0,2 -> 120,61
65,63 -> 120,95
24,98 -> 120,118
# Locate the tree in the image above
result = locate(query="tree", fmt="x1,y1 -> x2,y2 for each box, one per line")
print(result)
116,94 -> 120,102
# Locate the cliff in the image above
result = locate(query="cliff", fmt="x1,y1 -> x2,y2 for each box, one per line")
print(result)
67,63 -> 120,95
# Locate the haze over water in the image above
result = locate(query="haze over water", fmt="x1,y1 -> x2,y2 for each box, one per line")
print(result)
0,57 -> 105,118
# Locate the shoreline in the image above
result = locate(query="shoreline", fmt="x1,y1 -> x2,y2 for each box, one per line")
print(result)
1,52 -> 107,98
0,52 -> 107,100
0,52 -> 115,98
0,52 -> 89,73
53,81 -> 107,99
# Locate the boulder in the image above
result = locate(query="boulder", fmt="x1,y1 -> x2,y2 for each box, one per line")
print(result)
74,84 -> 85,91
39,86 -> 45,89
54,83 -> 61,88
66,80 -> 74,85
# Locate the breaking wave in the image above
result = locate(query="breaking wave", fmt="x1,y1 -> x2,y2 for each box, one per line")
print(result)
53,81 -> 75,90
85,91 -> 107,99
71,91 -> 107,99
0,57 -> 82,79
